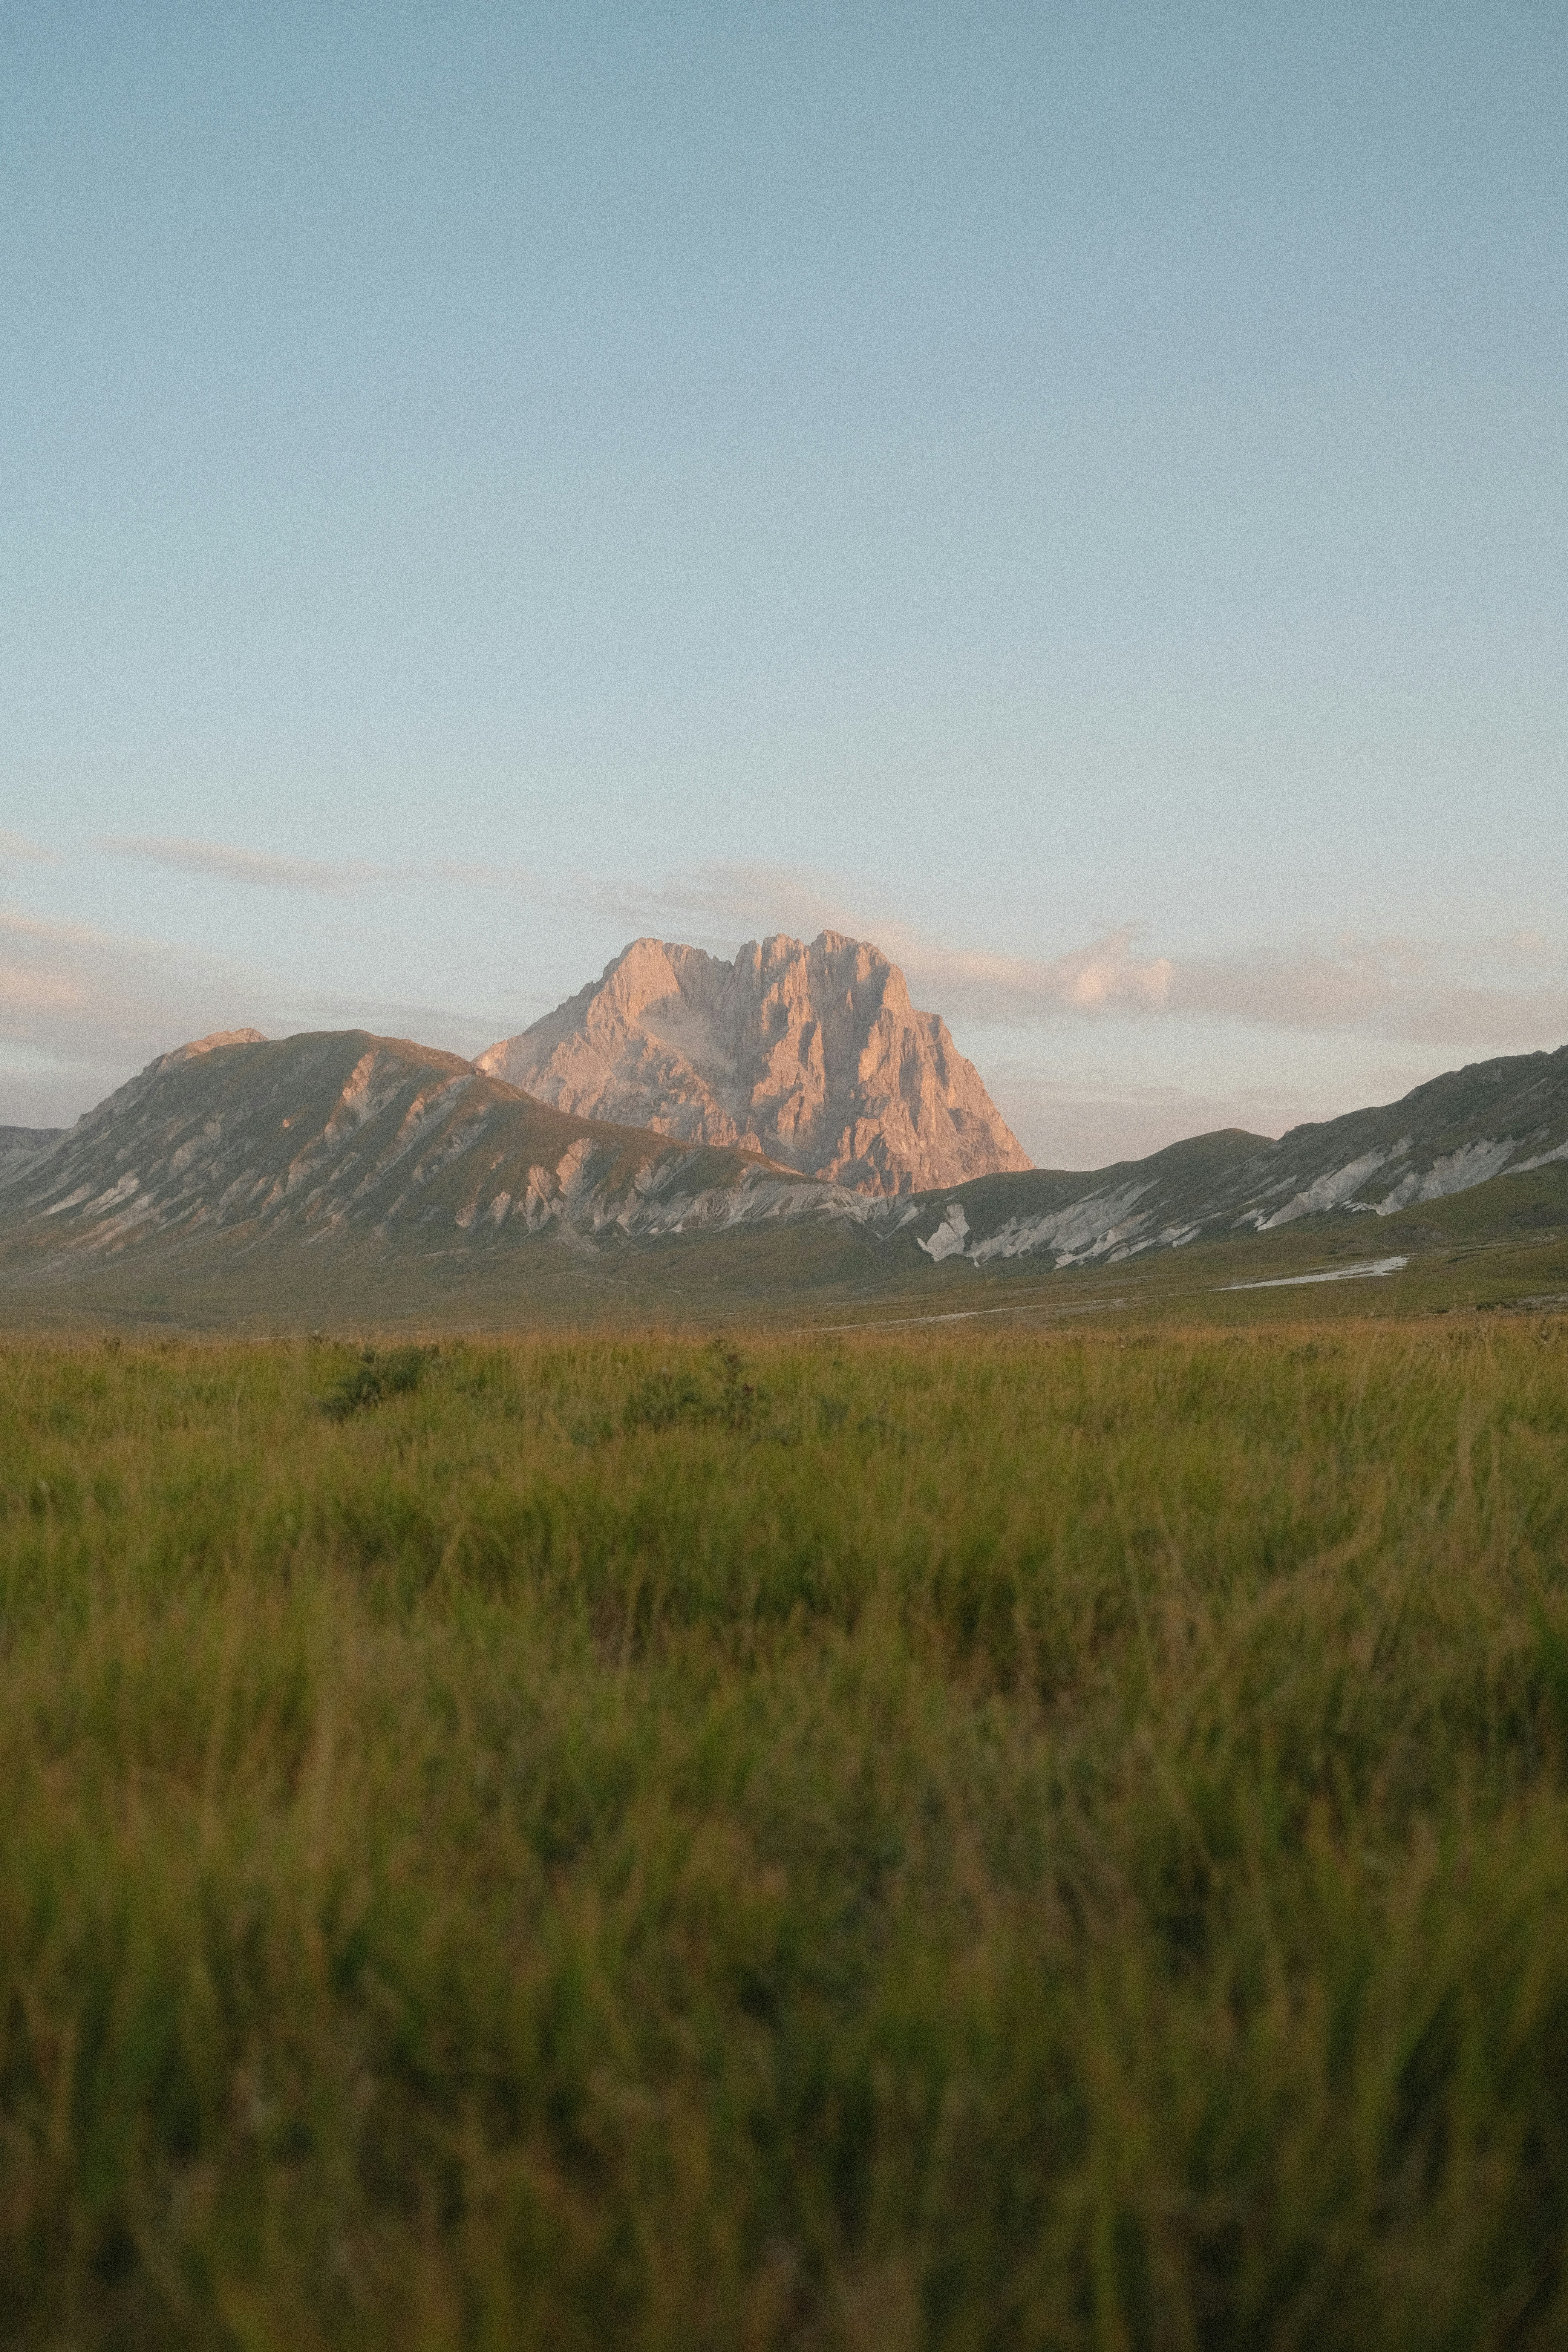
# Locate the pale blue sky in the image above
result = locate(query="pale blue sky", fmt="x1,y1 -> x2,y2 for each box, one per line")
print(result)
3,3 -> 1565,1161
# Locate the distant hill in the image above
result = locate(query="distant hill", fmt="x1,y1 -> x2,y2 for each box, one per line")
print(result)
477,931 -> 1032,1196
0,1124 -> 66,1170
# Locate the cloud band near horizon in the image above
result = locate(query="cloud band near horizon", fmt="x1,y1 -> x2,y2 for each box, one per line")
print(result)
16,842 -> 1568,1058
5,847 -> 1568,1145
626,862 -> 1568,1052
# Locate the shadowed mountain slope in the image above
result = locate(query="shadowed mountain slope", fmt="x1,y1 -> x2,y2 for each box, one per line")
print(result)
478,931 -> 1032,1195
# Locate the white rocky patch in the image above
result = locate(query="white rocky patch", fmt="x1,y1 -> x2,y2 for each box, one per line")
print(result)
964,1180 -> 1155,1267
595,1161 -> 893,1243
168,1118 -> 224,1174
1496,1135 -> 1568,1178
1374,1137 -> 1518,1213
1256,1150 -> 1390,1229
43,1183 -> 95,1216
919,1204 -> 970,1262
84,1171 -> 141,1214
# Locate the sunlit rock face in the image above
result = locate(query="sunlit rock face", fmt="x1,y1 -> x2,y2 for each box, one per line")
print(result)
478,931 -> 1033,1196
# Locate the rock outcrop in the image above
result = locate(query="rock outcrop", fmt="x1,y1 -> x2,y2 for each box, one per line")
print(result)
478,932 -> 1032,1196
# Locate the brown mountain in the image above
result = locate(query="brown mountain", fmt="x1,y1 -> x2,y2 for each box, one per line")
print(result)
0,1027 -> 850,1289
477,931 -> 1032,1196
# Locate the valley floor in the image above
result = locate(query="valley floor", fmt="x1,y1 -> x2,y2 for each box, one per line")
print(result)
3,1321 -> 1568,2347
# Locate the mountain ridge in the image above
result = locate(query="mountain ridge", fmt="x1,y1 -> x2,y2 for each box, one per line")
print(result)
2,1021 -> 1566,1321
912,1044 -> 1568,1267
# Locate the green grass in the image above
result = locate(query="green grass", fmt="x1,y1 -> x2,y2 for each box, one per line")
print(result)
3,1321 -> 1568,2347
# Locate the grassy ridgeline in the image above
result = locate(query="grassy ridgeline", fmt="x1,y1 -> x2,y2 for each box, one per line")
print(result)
3,1324 -> 1567,2349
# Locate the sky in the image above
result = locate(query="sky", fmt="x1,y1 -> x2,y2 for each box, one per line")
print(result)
3,2 -> 1565,1166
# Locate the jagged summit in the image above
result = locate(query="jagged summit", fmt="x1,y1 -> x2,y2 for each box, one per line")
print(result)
163,1028 -> 270,1063
478,930 -> 1032,1196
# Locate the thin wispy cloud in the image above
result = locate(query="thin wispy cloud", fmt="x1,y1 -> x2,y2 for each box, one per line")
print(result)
918,934 -> 1568,1052
100,838 -> 381,894
1170,940 -> 1568,1047
881,926 -> 1175,1020
0,831 -> 52,864
985,1069 -> 1307,1170
97,837 -> 543,897
597,862 -> 1176,1015
0,966 -> 83,1012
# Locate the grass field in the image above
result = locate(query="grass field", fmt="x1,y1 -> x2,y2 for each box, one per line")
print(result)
3,1319 -> 1568,2347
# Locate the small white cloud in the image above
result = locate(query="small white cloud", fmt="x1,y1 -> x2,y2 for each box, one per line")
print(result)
882,923 -> 1175,1021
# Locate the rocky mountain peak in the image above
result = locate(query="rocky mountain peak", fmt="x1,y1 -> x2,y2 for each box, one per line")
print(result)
478,930 -> 1031,1196
162,1029 -> 270,1065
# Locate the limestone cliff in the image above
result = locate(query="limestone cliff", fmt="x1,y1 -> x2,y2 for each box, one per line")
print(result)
478,932 -> 1032,1196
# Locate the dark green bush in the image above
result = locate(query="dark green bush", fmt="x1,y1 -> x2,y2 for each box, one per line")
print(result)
318,1343 -> 435,1419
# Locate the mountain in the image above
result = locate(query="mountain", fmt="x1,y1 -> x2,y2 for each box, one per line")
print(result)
2,1027 -> 1565,1326
912,1043 -> 1568,1268
477,931 -> 1032,1196
0,1028 -> 886,1294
